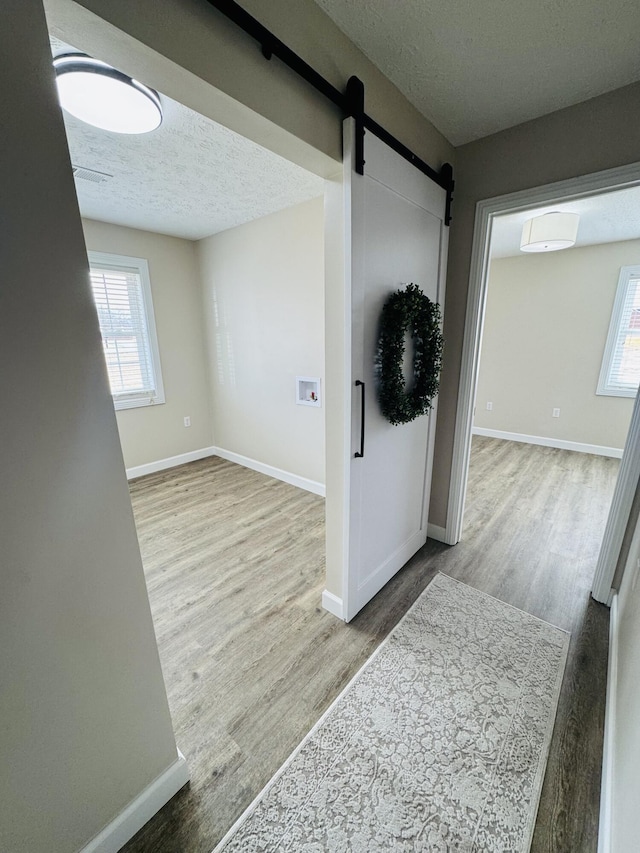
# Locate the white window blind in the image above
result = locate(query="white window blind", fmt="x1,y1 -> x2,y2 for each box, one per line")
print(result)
88,252 -> 164,410
598,265 -> 640,398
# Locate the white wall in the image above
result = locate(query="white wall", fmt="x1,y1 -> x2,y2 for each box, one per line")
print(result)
198,197 -> 325,485
474,242 -> 638,450
81,219 -> 213,470
0,3 -> 181,851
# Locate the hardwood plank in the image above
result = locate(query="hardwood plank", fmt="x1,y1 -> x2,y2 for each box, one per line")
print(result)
120,439 -> 615,853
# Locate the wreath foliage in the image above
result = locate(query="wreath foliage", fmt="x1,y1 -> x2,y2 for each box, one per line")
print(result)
375,283 -> 444,426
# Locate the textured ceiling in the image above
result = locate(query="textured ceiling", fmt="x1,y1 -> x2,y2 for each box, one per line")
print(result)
51,39 -> 324,241
490,186 -> 640,258
313,0 -> 640,145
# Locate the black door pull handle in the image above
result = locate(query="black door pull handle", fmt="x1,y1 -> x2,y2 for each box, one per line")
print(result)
355,380 -> 365,458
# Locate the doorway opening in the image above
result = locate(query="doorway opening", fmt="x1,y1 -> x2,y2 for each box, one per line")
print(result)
48,25 -> 342,851
447,164 -> 640,603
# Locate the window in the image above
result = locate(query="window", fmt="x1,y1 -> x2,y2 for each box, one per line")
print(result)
597,265 -> 640,398
88,251 -> 165,410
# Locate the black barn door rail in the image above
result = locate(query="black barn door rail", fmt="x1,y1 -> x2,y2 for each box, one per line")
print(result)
204,0 -> 455,224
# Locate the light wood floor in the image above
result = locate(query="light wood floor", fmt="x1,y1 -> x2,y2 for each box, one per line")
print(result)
121,437 -> 616,853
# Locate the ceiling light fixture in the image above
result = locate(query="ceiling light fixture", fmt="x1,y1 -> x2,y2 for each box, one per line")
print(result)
520,212 -> 579,253
53,53 -> 162,134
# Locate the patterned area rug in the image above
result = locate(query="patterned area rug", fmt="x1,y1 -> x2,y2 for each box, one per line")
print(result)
214,573 -> 569,852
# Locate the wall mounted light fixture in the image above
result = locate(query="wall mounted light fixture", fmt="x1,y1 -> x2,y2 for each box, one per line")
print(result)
53,54 -> 162,134
520,212 -> 580,253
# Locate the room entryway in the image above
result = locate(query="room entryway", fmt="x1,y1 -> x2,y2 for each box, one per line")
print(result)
463,188 -> 640,595
49,27 -> 334,842
446,165 -> 640,607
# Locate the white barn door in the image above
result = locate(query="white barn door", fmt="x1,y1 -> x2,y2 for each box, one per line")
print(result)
344,119 -> 449,621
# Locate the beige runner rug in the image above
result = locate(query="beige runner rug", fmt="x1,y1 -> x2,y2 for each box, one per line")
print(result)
214,573 -> 569,852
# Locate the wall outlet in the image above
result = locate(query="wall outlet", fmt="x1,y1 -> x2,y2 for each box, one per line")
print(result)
486,401 -> 493,411
552,408 -> 560,418
183,416 -> 191,427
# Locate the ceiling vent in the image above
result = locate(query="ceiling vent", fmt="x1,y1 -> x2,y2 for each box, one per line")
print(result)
72,164 -> 113,184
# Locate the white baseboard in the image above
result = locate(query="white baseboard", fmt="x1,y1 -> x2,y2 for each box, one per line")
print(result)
322,589 -> 344,620
598,593 -> 618,853
212,446 -> 326,497
427,523 -> 449,543
80,751 -> 190,853
126,446 -> 325,497
472,427 -> 623,459
126,447 -> 217,479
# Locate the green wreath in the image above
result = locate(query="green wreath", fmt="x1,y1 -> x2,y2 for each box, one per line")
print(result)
375,283 -> 444,426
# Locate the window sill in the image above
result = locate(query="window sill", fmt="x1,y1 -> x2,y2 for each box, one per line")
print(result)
595,387 -> 638,399
114,396 -> 166,411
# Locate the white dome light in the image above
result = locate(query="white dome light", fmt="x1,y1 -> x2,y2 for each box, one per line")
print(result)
53,54 -> 162,134
520,212 -> 580,253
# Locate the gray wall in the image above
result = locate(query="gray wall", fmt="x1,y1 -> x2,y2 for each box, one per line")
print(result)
0,2 -> 179,850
